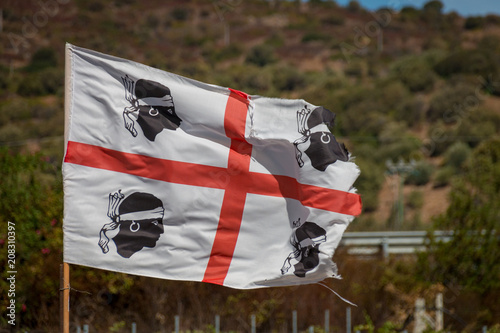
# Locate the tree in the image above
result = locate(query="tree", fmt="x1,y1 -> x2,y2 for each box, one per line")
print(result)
421,0 -> 444,29
418,137 -> 500,294
0,148 -> 63,328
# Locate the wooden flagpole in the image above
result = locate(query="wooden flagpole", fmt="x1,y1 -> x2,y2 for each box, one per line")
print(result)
60,262 -> 70,333
60,43 -> 72,333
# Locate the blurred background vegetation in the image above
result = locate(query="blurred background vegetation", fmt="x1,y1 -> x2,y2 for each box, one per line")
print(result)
0,0 -> 499,331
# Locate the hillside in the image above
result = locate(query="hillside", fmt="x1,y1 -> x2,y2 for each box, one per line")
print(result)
1,0 -> 500,331
2,0 -> 500,230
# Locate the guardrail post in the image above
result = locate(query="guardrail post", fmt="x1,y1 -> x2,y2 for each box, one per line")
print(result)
414,298 -> 426,333
131,322 -> 136,333
174,315 -> 180,333
215,314 -> 220,333
382,237 -> 389,260
435,293 -> 443,331
251,314 -> 256,333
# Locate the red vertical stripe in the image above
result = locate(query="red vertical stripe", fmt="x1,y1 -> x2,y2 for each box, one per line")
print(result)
202,91 -> 251,285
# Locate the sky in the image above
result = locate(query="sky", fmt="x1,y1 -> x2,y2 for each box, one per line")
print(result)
334,0 -> 500,16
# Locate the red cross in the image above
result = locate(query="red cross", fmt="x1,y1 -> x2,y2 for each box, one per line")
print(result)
64,89 -> 362,285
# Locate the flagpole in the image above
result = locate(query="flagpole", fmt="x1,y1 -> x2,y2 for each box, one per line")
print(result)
61,42 -> 72,333
60,262 -> 70,333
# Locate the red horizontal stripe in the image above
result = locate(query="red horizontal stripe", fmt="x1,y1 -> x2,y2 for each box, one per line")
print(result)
245,173 -> 362,216
64,141 -> 228,189
64,141 -> 362,215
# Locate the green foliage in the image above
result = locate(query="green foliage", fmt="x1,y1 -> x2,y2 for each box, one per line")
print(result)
271,64 -> 306,92
354,156 -> 385,212
404,161 -> 434,186
434,49 -> 499,79
337,81 -> 410,137
24,47 -> 58,73
203,43 -> 243,64
422,0 -> 443,14
431,139 -> 472,187
344,60 -> 368,78
399,6 -> 420,21
245,44 -> 276,67
418,137 -> 500,293
465,16 -> 486,30
391,55 -> 436,92
109,321 -> 126,332
407,190 -> 424,209
301,31 -> 331,43
433,165 -> 455,187
17,68 -> 64,97
346,0 -> 362,13
377,122 -> 421,162
421,0 -> 444,28
443,141 -> 471,170
321,14 -> 345,26
0,148 -> 63,327
394,96 -> 426,128
427,81 -> 481,122
214,64 -> 273,95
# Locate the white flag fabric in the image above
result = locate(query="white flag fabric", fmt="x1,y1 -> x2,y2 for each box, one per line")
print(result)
62,44 -> 362,289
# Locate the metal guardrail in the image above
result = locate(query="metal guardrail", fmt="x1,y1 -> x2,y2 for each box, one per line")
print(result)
339,230 -> 454,257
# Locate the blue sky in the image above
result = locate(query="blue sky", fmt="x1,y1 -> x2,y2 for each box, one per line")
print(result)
334,0 -> 500,16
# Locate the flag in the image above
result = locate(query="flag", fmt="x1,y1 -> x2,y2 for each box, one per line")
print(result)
62,44 -> 362,289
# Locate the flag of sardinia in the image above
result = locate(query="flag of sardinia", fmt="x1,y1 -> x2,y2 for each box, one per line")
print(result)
62,44 -> 362,289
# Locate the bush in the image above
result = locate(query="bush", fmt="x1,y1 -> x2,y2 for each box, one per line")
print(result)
17,68 -> 63,97
203,43 -> 243,64
301,32 -> 330,43
17,74 -> 46,97
405,161 -> 434,186
344,60 -> 368,78
433,165 -> 455,187
400,6 -> 420,21
407,190 -> 424,209
214,65 -> 272,95
24,47 -> 58,72
443,141 -> 471,170
378,122 -> 422,162
353,157 -> 385,212
391,55 -> 436,92
464,16 -> 486,30
346,0 -> 362,13
427,82 -> 480,122
321,15 -> 345,26
245,45 -> 276,67
395,97 -> 426,127
0,124 -> 25,142
271,65 -> 306,92
456,119 -> 496,148
434,49 -> 499,79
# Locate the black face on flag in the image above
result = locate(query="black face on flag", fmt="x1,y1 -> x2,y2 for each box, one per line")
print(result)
281,220 -> 327,278
294,105 -> 349,171
121,75 -> 182,141
99,190 -> 165,258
